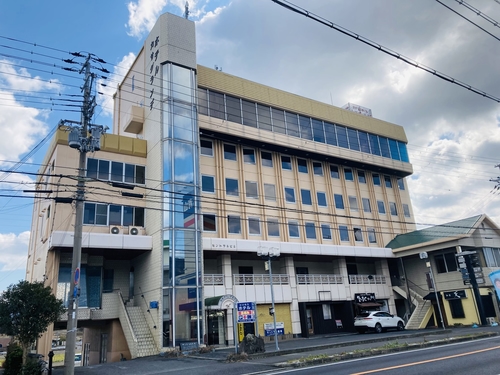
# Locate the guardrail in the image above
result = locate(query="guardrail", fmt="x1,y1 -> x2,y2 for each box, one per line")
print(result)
296,274 -> 344,285
233,274 -> 289,285
349,274 -> 386,284
204,274 -> 224,285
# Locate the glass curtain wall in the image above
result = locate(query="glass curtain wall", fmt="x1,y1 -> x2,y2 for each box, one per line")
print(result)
162,63 -> 202,347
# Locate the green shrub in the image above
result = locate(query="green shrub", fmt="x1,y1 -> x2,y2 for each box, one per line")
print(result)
3,343 -> 23,375
21,358 -> 43,375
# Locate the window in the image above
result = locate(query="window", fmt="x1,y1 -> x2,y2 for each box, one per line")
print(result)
226,95 -> 242,123
484,247 -> 500,267
267,218 -> 280,237
242,100 -> 257,127
339,225 -> 349,241
317,192 -> 327,207
257,104 -> 272,131
384,176 -> 392,188
209,91 -> 224,119
353,227 -> 363,242
83,203 -> 144,226
403,204 -> 411,218
449,299 -> 465,318
201,175 -> 215,193
344,168 -> 354,181
358,171 -> 366,183
301,189 -> 312,205
203,214 -> 216,231
224,144 -> 237,161
87,158 -> 145,184
313,162 -> 323,176
362,198 -> 371,213
200,139 -> 213,156
288,221 -> 300,238
261,151 -> 273,167
248,217 -> 260,235
348,196 -> 358,211
264,184 -> 276,201
377,200 -> 386,214
435,252 -> 458,273
334,194 -> 344,209
297,158 -> 308,173
245,181 -> 258,199
367,228 -> 376,243
330,165 -> 340,179
397,178 -> 405,190
243,148 -> 256,164
284,187 -> 296,203
305,222 -> 316,239
228,215 -> 241,234
322,304 -> 332,320
225,178 -> 239,196
321,224 -> 332,240
373,174 -> 381,186
389,202 -> 398,216
281,156 -> 292,170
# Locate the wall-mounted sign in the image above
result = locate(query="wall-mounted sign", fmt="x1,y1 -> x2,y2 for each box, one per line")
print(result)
354,293 -> 376,303
443,290 -> 466,300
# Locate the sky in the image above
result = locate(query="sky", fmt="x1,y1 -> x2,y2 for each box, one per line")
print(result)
0,0 -> 499,292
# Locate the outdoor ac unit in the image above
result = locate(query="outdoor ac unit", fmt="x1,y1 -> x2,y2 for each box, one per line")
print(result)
129,226 -> 142,235
109,226 -> 123,235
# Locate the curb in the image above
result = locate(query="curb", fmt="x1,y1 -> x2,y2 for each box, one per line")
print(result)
274,332 -> 498,368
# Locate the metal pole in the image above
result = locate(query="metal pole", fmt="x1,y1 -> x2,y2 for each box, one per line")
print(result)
268,257 -> 279,351
428,266 -> 445,330
233,305 -> 238,354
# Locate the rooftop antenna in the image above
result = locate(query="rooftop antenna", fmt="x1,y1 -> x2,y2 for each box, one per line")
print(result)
184,1 -> 190,19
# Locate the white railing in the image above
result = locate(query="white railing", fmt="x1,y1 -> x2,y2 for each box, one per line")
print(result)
349,274 -> 386,284
233,274 -> 289,285
117,291 -> 138,359
204,274 -> 224,285
296,274 -> 344,285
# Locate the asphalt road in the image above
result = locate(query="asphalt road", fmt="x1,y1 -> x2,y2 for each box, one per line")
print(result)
258,336 -> 500,375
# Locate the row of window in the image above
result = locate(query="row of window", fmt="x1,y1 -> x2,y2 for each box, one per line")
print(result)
201,141 -> 405,190
197,88 -> 409,162
203,213 -> 378,243
87,158 -> 146,185
83,203 -> 145,226
202,175 -> 411,217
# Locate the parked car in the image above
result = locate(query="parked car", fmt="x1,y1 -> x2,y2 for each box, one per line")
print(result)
354,311 -> 405,333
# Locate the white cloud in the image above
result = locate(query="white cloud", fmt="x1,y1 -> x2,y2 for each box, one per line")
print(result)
98,52 -> 137,118
0,231 -> 29,272
0,59 -> 61,92
126,0 -> 168,38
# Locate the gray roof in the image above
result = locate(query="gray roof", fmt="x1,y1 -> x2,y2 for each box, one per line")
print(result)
386,214 -> 483,250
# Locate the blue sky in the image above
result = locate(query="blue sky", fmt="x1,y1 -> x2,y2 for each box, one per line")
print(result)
0,0 -> 500,292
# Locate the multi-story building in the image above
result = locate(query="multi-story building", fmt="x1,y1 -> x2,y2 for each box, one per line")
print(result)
26,12 -> 416,364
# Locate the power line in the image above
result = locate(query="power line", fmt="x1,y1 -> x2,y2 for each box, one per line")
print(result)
271,0 -> 500,103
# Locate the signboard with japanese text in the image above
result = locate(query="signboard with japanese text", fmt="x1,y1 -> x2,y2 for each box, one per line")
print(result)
354,293 -> 376,304
237,301 -> 256,323
264,322 -> 284,336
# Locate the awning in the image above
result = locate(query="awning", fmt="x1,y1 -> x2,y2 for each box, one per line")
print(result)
357,302 -> 382,308
423,292 -> 442,300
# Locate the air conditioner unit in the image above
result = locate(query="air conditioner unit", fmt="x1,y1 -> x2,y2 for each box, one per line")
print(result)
109,226 -> 124,235
129,226 -> 143,236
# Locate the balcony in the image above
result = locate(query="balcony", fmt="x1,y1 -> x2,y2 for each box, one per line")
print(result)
349,274 -> 386,284
233,274 -> 289,285
204,274 -> 224,285
296,274 -> 343,285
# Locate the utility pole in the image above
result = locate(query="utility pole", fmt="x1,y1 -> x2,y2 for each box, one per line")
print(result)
63,54 -> 106,375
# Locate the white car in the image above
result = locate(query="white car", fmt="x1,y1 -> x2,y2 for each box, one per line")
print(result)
354,311 -> 405,333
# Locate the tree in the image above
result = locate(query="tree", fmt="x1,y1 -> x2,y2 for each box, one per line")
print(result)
0,281 -> 65,365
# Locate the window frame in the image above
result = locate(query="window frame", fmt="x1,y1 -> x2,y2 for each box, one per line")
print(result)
228,215 -> 241,234
243,148 -> 256,164
339,225 -> 349,242
261,151 -> 273,167
358,171 -> 366,183
267,218 -> 280,237
317,191 -> 327,207
362,197 -> 371,213
248,217 -> 261,235
284,187 -> 296,203
313,161 -> 323,176
321,224 -> 332,240
297,158 -> 308,173
223,144 -> 237,161
200,139 -> 213,156
334,194 -> 345,209
245,180 -> 258,199
344,168 -> 354,181
301,189 -> 312,205
202,213 -> 217,232
377,200 -> 386,214
288,221 -> 300,238
264,183 -> 276,201
281,155 -> 292,171
305,222 -> 316,239
225,178 -> 239,196
201,175 -> 215,193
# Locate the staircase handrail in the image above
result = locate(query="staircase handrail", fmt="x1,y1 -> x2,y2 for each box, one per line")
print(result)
117,291 -> 138,357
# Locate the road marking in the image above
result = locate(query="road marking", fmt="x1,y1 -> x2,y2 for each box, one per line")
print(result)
350,345 -> 500,375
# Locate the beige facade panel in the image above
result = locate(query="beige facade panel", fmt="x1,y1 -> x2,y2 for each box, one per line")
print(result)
197,65 -> 408,142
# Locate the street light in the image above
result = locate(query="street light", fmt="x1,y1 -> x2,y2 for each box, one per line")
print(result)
419,252 -> 445,330
257,246 -> 280,351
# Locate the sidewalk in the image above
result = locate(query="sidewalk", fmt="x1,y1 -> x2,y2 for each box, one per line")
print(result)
49,326 -> 500,374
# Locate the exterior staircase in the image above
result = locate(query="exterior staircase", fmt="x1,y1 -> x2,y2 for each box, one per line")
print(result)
125,305 -> 158,357
405,289 -> 432,330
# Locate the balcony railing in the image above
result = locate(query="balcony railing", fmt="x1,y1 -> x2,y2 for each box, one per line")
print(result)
233,274 -> 289,285
349,274 -> 386,284
296,274 -> 343,285
204,274 -> 224,285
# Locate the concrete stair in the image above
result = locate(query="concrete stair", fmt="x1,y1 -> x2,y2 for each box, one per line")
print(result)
126,306 -> 158,357
405,289 -> 431,330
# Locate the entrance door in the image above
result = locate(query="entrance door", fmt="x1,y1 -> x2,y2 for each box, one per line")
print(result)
306,308 -> 314,335
207,311 -> 226,345
100,334 -> 108,363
